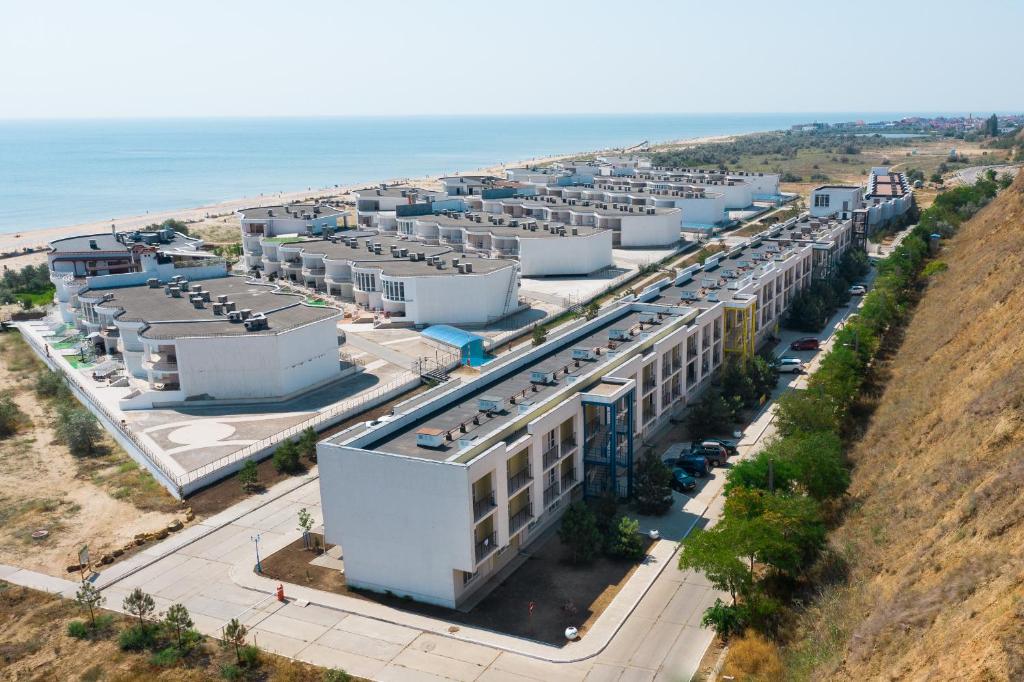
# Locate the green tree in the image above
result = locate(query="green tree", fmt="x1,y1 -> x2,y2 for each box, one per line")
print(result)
633,449 -> 673,515
531,325 -> 547,346
272,440 -> 301,473
678,524 -> 752,605
774,386 -> 839,437
222,618 -> 248,664
686,389 -> 735,439
162,603 -> 195,650
123,587 -> 156,631
584,301 -> 600,320
35,368 -> 69,400
725,452 -> 797,496
238,459 -> 259,492
558,502 -> 602,564
75,580 -> 105,628
298,426 -> 318,462
298,507 -> 315,550
724,488 -> 826,576
781,430 -> 850,501
608,516 -> 645,561
55,407 -> 102,457
986,113 -> 999,137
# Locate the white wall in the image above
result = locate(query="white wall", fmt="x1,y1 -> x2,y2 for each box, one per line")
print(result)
618,211 -> 681,247
810,187 -> 862,218
405,267 -> 517,326
516,231 -> 613,277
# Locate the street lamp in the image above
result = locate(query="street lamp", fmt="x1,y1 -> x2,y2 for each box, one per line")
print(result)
251,533 -> 263,574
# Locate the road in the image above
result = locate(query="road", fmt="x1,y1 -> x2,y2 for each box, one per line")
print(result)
0,285 -> 872,682
953,163 -> 1020,186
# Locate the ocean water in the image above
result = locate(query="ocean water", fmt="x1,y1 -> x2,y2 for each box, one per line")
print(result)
0,113 -> 933,234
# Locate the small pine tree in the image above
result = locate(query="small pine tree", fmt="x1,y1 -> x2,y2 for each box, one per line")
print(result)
238,459 -> 259,492
584,301 -> 600,320
298,426 -> 318,462
222,618 -> 248,663
163,603 -> 194,650
272,440 -> 301,473
558,502 -> 602,564
75,580 -> 105,628
532,325 -> 547,346
123,587 -> 156,631
609,516 -> 646,561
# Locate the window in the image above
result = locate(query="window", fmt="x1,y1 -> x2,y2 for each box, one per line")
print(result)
383,280 -> 406,301
814,193 -> 830,208
355,272 -> 377,292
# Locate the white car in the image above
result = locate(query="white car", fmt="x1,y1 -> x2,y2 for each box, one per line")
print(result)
848,285 -> 867,296
776,357 -> 804,374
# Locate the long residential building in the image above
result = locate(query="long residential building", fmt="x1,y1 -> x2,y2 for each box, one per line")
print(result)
239,203 -> 346,272
72,275 -> 344,409
318,212 -> 855,609
48,227 -> 227,325
260,233 -> 521,326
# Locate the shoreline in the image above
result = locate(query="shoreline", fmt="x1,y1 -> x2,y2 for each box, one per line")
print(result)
0,131 -> 738,264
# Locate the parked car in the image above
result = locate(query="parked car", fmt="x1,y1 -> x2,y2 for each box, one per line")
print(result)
673,453 -> 709,477
690,441 -> 728,467
776,357 -> 804,374
848,284 -> 867,296
696,438 -> 739,457
671,468 -> 697,492
790,337 -> 820,351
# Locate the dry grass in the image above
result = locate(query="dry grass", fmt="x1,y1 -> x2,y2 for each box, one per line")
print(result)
783,174 -> 1024,680
722,631 -> 784,681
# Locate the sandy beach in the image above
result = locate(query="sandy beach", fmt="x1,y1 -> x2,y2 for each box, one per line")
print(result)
0,132 -> 735,270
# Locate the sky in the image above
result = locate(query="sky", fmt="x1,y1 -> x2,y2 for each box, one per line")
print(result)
1,0 -> 1022,119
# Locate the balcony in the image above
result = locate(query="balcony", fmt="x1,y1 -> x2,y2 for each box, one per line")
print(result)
509,507 -> 533,534
561,468 -> 576,490
475,531 -> 497,563
543,482 -> 560,507
561,437 -> 577,454
542,443 -> 560,470
507,467 -> 532,495
473,493 -> 496,522
642,377 -> 656,394
303,266 -> 326,276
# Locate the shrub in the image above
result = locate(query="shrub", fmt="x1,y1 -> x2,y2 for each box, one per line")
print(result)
531,325 -> 547,346
701,598 -> 748,639
55,406 -> 102,457
118,624 -> 154,651
722,630 -> 785,680
238,643 -> 260,668
35,369 -> 69,400
220,664 -> 243,680
150,646 -> 182,667
272,441 -> 302,474
323,670 -> 353,682
238,459 -> 260,492
608,516 -> 646,561
0,395 -> 26,438
67,620 -> 90,639
298,426 -> 318,462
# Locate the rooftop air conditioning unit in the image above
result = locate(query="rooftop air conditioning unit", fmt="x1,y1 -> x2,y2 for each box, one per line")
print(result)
571,347 -> 596,361
478,395 -> 504,413
415,427 -> 445,448
530,370 -> 554,384
464,263 -> 473,273
168,287 -> 181,298
239,309 -> 252,320
224,301 -> 236,312
217,294 -> 229,304
212,303 -> 224,315
146,278 -> 160,288
517,399 -> 535,415
609,328 -> 631,341
227,311 -> 243,322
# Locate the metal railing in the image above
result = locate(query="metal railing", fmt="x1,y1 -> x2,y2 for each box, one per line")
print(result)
475,531 -> 497,563
542,443 -> 560,469
473,492 -> 496,521
543,482 -> 560,507
509,507 -> 533,534
561,468 -> 576,490
507,467 -> 532,494
561,437 -> 577,454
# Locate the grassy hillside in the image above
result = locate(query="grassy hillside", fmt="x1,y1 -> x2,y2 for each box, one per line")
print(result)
786,173 -> 1024,679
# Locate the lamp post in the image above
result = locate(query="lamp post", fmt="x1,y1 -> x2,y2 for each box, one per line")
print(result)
251,533 -> 263,574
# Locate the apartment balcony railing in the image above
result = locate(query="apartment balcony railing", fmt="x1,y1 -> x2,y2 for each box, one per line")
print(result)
303,267 -> 326,276
472,492 -> 496,522
543,482 -> 560,507
561,437 -> 577,454
475,531 -> 497,563
507,467 -> 532,495
561,468 -> 576,491
542,444 -> 560,470
509,507 -> 533,534
642,378 -> 657,394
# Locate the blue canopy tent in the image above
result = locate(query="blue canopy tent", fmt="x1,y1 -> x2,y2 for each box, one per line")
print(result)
421,325 -> 489,366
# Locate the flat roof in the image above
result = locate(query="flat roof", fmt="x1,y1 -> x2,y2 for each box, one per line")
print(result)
356,308 -> 686,461
87,276 -> 339,340
497,196 -> 679,217
408,212 -> 605,238
238,203 -> 343,220
49,230 -> 200,255
353,185 -> 440,199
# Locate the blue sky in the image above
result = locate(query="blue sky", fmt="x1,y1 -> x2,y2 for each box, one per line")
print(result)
1,0 -> 1021,119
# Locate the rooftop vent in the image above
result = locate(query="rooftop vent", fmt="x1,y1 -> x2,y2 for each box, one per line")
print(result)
571,347 -> 596,361
244,314 -> 269,331
478,395 -> 504,413
227,311 -> 243,323
89,239 -> 98,250
217,294 -> 229,304
146,278 -> 160,288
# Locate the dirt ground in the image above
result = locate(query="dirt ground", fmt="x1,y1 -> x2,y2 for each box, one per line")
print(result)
0,333 -> 184,577
0,580 -> 355,681
260,529 -> 652,646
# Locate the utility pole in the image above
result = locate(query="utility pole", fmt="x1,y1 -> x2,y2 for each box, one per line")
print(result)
251,533 -> 263,574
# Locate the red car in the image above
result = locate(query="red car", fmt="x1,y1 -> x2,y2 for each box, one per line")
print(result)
790,337 -> 820,351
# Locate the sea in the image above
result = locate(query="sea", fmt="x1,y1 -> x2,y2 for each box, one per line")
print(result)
0,113 -> 943,234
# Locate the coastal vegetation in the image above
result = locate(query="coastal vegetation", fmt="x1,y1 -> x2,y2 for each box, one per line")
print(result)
685,173 -> 1011,679
0,262 -> 54,309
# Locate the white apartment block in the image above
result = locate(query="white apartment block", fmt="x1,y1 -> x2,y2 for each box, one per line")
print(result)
48,228 -> 227,325
352,185 -> 457,232
581,178 -> 729,229
863,167 -> 913,227
809,185 -> 864,219
239,203 -> 345,272
71,276 -> 343,409
394,212 -> 614,277
319,213 -> 856,609
466,195 -> 682,248
260,233 -> 521,327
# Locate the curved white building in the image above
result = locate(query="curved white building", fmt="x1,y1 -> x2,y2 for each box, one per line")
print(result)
239,203 -> 345,272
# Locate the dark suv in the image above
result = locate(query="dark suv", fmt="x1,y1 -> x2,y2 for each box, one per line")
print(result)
690,441 -> 729,467
673,453 -> 709,477
790,337 -> 820,351
695,438 -> 739,457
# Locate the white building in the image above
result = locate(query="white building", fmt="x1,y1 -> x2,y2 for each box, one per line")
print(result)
467,195 -> 682,248
352,185 -> 457,232
239,203 -> 345,272
395,212 -> 614,277
48,227 -> 228,324
863,167 -> 913,227
809,185 -> 864,219
72,276 -> 343,409
584,178 -> 729,229
263,234 -> 522,327
318,214 -> 856,608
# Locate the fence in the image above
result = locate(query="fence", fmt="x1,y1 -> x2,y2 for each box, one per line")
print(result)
17,322 -> 421,498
